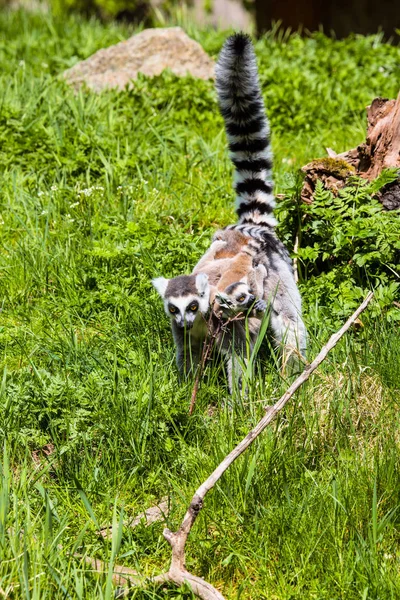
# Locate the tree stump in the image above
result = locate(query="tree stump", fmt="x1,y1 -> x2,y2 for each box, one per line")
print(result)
301,91 -> 400,210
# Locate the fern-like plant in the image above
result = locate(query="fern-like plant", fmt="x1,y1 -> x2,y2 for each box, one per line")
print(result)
277,169 -> 400,323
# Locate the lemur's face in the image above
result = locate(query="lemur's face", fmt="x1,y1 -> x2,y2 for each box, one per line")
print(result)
152,273 -> 210,330
214,282 -> 255,318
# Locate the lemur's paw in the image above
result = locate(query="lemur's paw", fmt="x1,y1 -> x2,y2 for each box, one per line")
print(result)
254,299 -> 267,313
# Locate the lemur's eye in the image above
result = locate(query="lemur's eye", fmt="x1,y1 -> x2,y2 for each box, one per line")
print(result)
237,295 -> 246,302
189,303 -> 198,312
169,306 -> 177,314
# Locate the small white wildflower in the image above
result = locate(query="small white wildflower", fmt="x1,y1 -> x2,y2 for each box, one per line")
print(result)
78,187 -> 94,197
38,191 -> 45,197
0,217 -> 4,225
69,201 -> 80,208
40,210 -> 48,216
51,185 -> 58,191
95,185 -> 104,191
19,60 -> 25,67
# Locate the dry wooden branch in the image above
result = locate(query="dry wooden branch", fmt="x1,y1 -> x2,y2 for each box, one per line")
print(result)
77,555 -> 139,586
119,292 -> 374,599
98,498 -> 169,540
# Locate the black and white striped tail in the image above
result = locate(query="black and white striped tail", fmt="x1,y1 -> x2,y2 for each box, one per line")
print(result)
216,33 -> 277,229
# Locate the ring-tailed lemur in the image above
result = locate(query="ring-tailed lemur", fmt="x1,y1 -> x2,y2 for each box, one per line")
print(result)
153,32 -> 306,387
152,227 -> 266,382
215,32 -> 307,367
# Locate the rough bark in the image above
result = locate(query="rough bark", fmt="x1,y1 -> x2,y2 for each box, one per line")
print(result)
338,93 -> 400,179
301,92 -> 400,208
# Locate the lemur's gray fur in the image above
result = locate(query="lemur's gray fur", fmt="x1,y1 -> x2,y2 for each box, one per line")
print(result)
153,32 -> 307,390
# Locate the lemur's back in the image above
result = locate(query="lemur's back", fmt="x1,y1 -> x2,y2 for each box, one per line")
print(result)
212,230 -> 258,292
192,228 -> 262,298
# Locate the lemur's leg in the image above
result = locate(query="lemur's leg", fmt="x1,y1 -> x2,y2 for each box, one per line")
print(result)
269,309 -> 307,375
227,354 -> 238,395
173,327 -> 188,377
176,346 -> 201,376
173,326 -> 202,377
248,264 -> 268,314
193,240 -> 227,272
222,322 -> 255,396
226,353 -> 248,396
249,263 -> 267,298
263,261 -> 307,373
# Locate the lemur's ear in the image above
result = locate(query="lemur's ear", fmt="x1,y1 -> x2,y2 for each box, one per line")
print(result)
152,277 -> 169,298
212,229 -> 224,241
195,273 -> 209,297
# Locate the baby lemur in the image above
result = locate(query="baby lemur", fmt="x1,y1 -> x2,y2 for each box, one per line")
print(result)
153,33 -> 307,392
192,228 -> 267,318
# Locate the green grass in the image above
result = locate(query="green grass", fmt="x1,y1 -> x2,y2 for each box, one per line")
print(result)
1,7 -> 400,599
